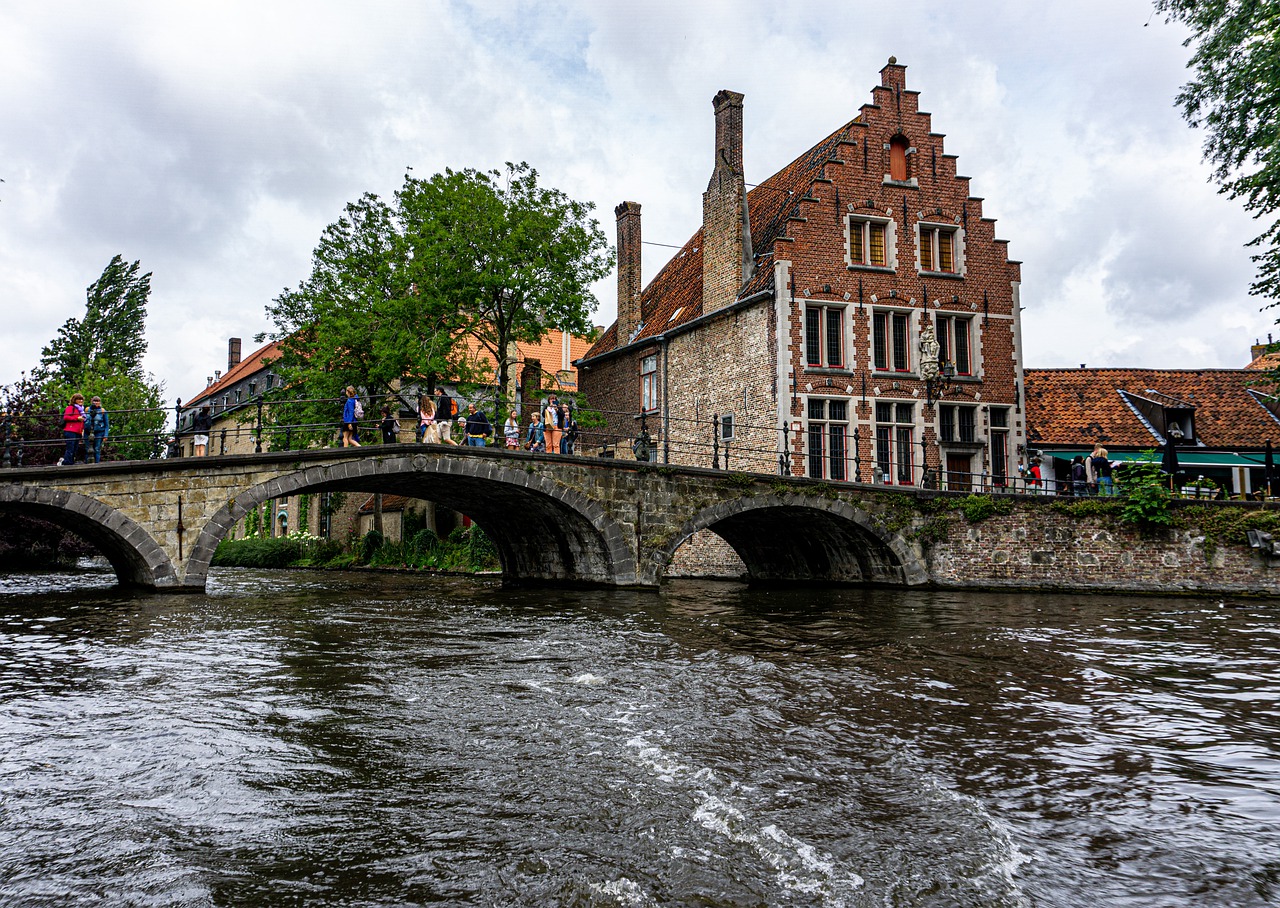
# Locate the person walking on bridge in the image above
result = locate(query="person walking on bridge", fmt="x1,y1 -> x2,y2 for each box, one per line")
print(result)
341,387 -> 362,448
60,393 -> 85,465
464,404 -> 492,447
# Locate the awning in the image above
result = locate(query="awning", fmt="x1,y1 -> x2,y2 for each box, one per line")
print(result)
1040,449 -> 1267,469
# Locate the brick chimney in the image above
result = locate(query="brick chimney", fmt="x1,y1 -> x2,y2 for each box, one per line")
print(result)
228,337 -> 242,372
615,201 -> 642,343
702,89 -> 754,315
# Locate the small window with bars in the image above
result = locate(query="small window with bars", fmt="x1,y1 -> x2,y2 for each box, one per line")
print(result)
936,315 -> 973,376
875,401 -> 915,485
806,397 -> 850,481
873,311 -> 912,372
804,305 -> 846,368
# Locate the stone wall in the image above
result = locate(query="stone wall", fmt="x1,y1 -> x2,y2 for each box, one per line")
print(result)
666,528 -> 746,579
925,498 -> 1279,596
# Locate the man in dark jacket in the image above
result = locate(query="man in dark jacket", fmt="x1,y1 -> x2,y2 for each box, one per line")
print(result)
463,404 -> 492,447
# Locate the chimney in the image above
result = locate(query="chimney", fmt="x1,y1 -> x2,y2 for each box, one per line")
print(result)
228,337 -> 242,372
702,89 -> 754,315
615,201 -> 643,343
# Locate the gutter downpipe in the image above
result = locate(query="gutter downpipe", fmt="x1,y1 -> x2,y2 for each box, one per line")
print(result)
660,333 -> 670,464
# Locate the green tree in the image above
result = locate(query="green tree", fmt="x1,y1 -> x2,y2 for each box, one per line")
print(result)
400,162 -> 613,419
18,256 -> 167,461
261,164 -> 612,440
261,192 -> 477,446
39,255 -> 152,383
1157,1 -> 1280,307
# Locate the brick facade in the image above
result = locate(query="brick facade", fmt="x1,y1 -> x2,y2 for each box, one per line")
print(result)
581,59 -> 1026,503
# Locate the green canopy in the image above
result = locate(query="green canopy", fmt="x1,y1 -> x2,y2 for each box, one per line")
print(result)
1040,449 -> 1265,468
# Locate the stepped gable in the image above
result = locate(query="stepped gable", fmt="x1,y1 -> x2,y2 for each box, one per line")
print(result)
584,119 -> 858,360
1025,367 -> 1280,448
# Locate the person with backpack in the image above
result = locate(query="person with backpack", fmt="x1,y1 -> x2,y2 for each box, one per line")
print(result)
1070,455 -> 1088,497
435,389 -> 457,442
341,386 -> 362,448
85,396 -> 110,463
379,404 -> 400,444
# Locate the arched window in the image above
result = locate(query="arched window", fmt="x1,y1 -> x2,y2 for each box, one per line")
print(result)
889,135 -> 909,182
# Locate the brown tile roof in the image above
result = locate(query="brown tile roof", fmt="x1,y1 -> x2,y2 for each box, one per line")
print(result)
358,493 -> 412,514
185,340 -> 281,408
462,329 -> 594,387
186,328 -> 590,407
584,119 -> 858,360
1025,367 -> 1280,450
1246,351 -> 1280,371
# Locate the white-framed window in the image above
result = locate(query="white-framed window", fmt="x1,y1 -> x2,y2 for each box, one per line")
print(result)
919,223 -> 961,275
848,216 -> 893,269
873,310 -> 912,372
804,304 -> 846,368
939,404 -> 977,443
875,401 -> 915,485
989,407 -> 1010,486
640,354 -> 658,412
806,397 -> 849,480
935,314 -> 973,376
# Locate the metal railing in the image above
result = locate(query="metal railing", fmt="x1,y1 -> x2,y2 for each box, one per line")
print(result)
1,396 -> 1263,503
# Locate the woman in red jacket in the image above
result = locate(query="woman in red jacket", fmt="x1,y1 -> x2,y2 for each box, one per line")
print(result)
61,393 -> 85,465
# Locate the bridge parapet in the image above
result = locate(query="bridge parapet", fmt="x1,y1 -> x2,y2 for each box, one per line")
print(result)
3,447 -> 1277,596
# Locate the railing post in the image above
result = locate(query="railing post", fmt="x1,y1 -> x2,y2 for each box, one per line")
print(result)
778,421 -> 789,476
712,413 -> 720,470
255,396 -> 264,454
219,428 -> 227,455
285,427 -> 292,452
852,425 -> 861,483
174,398 -> 183,457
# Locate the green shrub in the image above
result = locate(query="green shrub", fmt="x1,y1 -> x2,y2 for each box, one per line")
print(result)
359,529 -> 385,562
1117,458 -> 1172,528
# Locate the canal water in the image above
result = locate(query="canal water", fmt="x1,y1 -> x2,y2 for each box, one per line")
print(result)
0,567 -> 1277,907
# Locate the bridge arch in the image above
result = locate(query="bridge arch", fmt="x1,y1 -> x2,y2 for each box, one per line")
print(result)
0,485 -> 179,587
185,454 -> 637,588
656,493 -> 928,586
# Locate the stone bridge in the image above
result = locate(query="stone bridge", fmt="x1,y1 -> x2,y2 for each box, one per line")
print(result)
0,446 -> 930,591
3,446 -> 1276,596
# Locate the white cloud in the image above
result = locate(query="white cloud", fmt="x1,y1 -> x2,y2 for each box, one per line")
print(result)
0,0 -> 1267,407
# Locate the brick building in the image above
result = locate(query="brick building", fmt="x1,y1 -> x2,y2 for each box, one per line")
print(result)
579,59 -> 1027,489
1025,365 -> 1280,496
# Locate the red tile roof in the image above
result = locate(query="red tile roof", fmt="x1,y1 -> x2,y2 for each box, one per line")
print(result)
358,493 -> 412,514
184,340 -> 281,408
1025,368 -> 1280,450
1246,351 -> 1280,371
584,119 -> 858,360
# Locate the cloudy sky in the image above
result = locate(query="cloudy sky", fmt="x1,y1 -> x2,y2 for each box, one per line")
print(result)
0,0 -> 1267,404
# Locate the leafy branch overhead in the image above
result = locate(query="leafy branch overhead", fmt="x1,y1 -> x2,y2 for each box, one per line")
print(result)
1157,0 -> 1280,306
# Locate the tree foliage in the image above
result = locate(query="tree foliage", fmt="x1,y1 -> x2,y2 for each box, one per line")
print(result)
262,193 -> 477,444
261,163 -> 612,440
400,163 -> 613,416
1157,1 -> 1280,306
39,254 -> 152,383
6,256 -> 167,463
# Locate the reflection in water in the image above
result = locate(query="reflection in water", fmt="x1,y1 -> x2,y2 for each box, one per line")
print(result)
0,569 -> 1277,906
